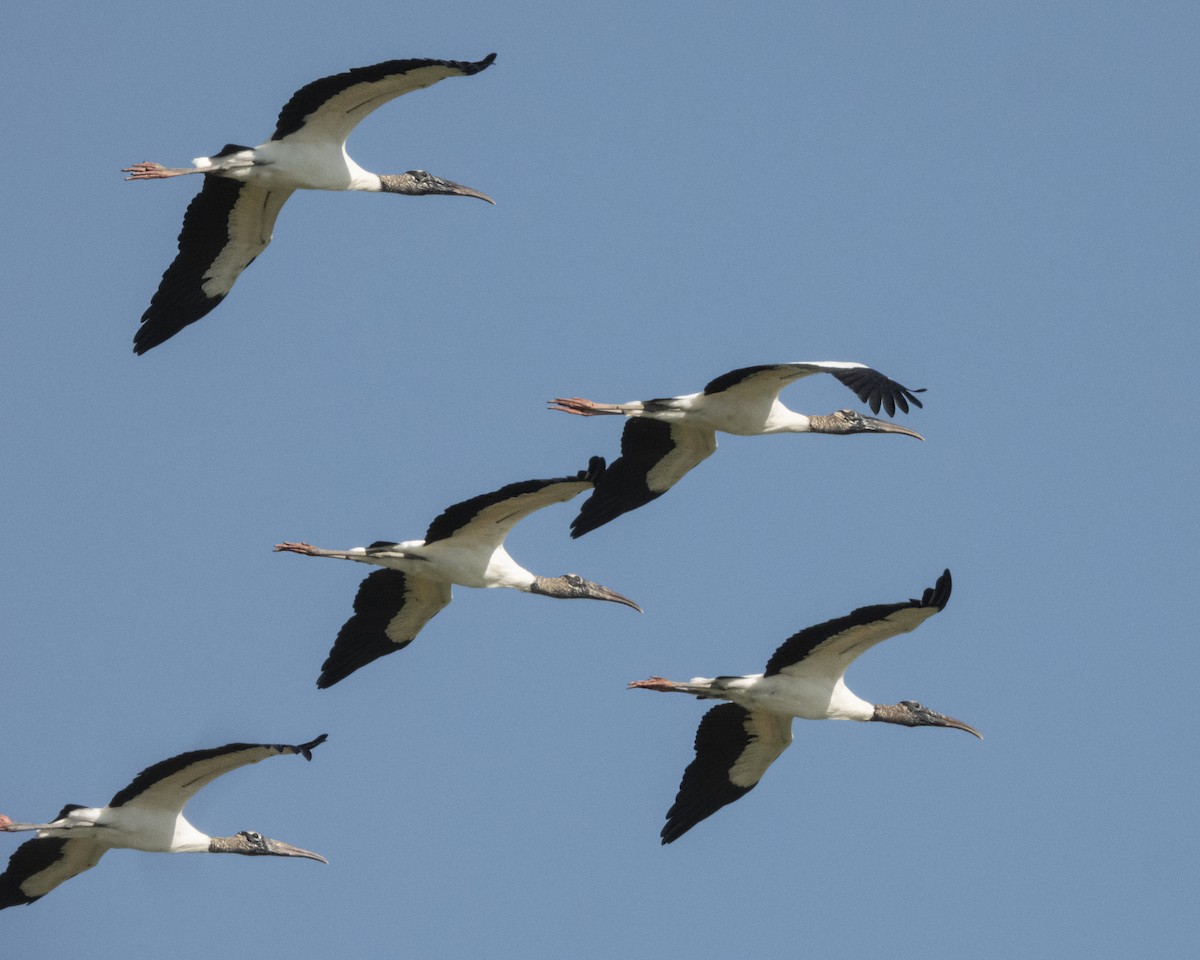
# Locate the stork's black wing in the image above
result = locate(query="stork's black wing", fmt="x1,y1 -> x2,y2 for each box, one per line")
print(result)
571,420 -> 716,537
318,569 -> 452,687
660,703 -> 793,844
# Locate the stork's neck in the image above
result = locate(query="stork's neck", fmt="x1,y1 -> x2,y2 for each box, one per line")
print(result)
529,575 -> 588,598
871,703 -> 915,726
206,835 -> 243,855
804,412 -> 848,434
376,173 -> 416,194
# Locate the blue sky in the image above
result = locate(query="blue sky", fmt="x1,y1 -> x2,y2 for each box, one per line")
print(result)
2,2 -> 1197,957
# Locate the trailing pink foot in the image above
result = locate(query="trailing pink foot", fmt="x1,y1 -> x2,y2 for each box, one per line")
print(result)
274,541 -> 319,556
628,676 -> 678,692
123,162 -> 194,181
548,397 -> 617,416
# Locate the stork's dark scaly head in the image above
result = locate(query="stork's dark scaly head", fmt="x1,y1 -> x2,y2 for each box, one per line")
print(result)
873,700 -> 982,738
209,830 -> 328,862
378,170 -> 495,204
811,409 -> 925,440
530,573 -> 643,612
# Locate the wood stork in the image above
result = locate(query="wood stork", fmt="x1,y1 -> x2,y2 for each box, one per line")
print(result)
124,54 -> 496,354
0,736 -> 328,908
629,570 -> 980,843
550,361 -> 925,537
275,457 -> 642,688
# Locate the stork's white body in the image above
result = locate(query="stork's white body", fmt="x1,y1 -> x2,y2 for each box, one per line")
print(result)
675,673 -> 875,722
634,392 -> 818,436
191,141 -> 379,193
337,539 -> 536,591
29,805 -> 211,855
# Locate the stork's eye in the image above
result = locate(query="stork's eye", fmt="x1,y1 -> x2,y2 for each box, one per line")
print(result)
241,831 -> 263,842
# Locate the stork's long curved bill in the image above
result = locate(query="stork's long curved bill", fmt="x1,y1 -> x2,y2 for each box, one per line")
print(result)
445,181 -> 495,204
263,838 -> 328,863
932,712 -> 983,740
590,584 -> 644,613
862,416 -> 925,440
418,175 -> 495,204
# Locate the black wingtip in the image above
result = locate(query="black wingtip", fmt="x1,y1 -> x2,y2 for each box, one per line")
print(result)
458,53 -> 496,74
917,569 -> 952,610
315,670 -> 342,690
580,456 -> 606,484
660,820 -> 692,845
568,513 -> 596,539
133,291 -> 227,355
297,734 -> 329,760
132,324 -> 168,356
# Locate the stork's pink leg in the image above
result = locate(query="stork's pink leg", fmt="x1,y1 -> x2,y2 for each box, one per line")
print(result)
274,541 -> 323,556
628,676 -> 682,693
123,162 -> 199,181
548,397 -> 625,416
274,541 -> 364,561
0,814 -> 12,829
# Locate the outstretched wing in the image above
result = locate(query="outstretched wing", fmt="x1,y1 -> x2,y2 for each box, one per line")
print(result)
660,703 -> 793,844
703,362 -> 924,417
424,458 -> 603,547
0,837 -> 107,909
134,172 -> 293,354
765,569 -> 952,680
108,736 -> 327,811
272,54 -> 496,144
317,569 -> 452,688
570,419 -> 716,538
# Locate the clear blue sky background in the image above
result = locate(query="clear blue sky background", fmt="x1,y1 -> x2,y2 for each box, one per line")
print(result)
3,2 -> 1197,957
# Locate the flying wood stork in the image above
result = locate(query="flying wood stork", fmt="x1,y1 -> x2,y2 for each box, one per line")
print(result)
629,570 -> 980,843
0,736 -> 328,908
124,54 -> 496,354
275,457 -> 642,688
550,361 -> 925,537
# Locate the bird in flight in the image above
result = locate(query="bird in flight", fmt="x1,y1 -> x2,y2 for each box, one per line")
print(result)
276,457 -> 641,688
551,360 -> 925,536
630,570 -> 979,843
125,54 -> 496,353
0,736 -> 328,908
